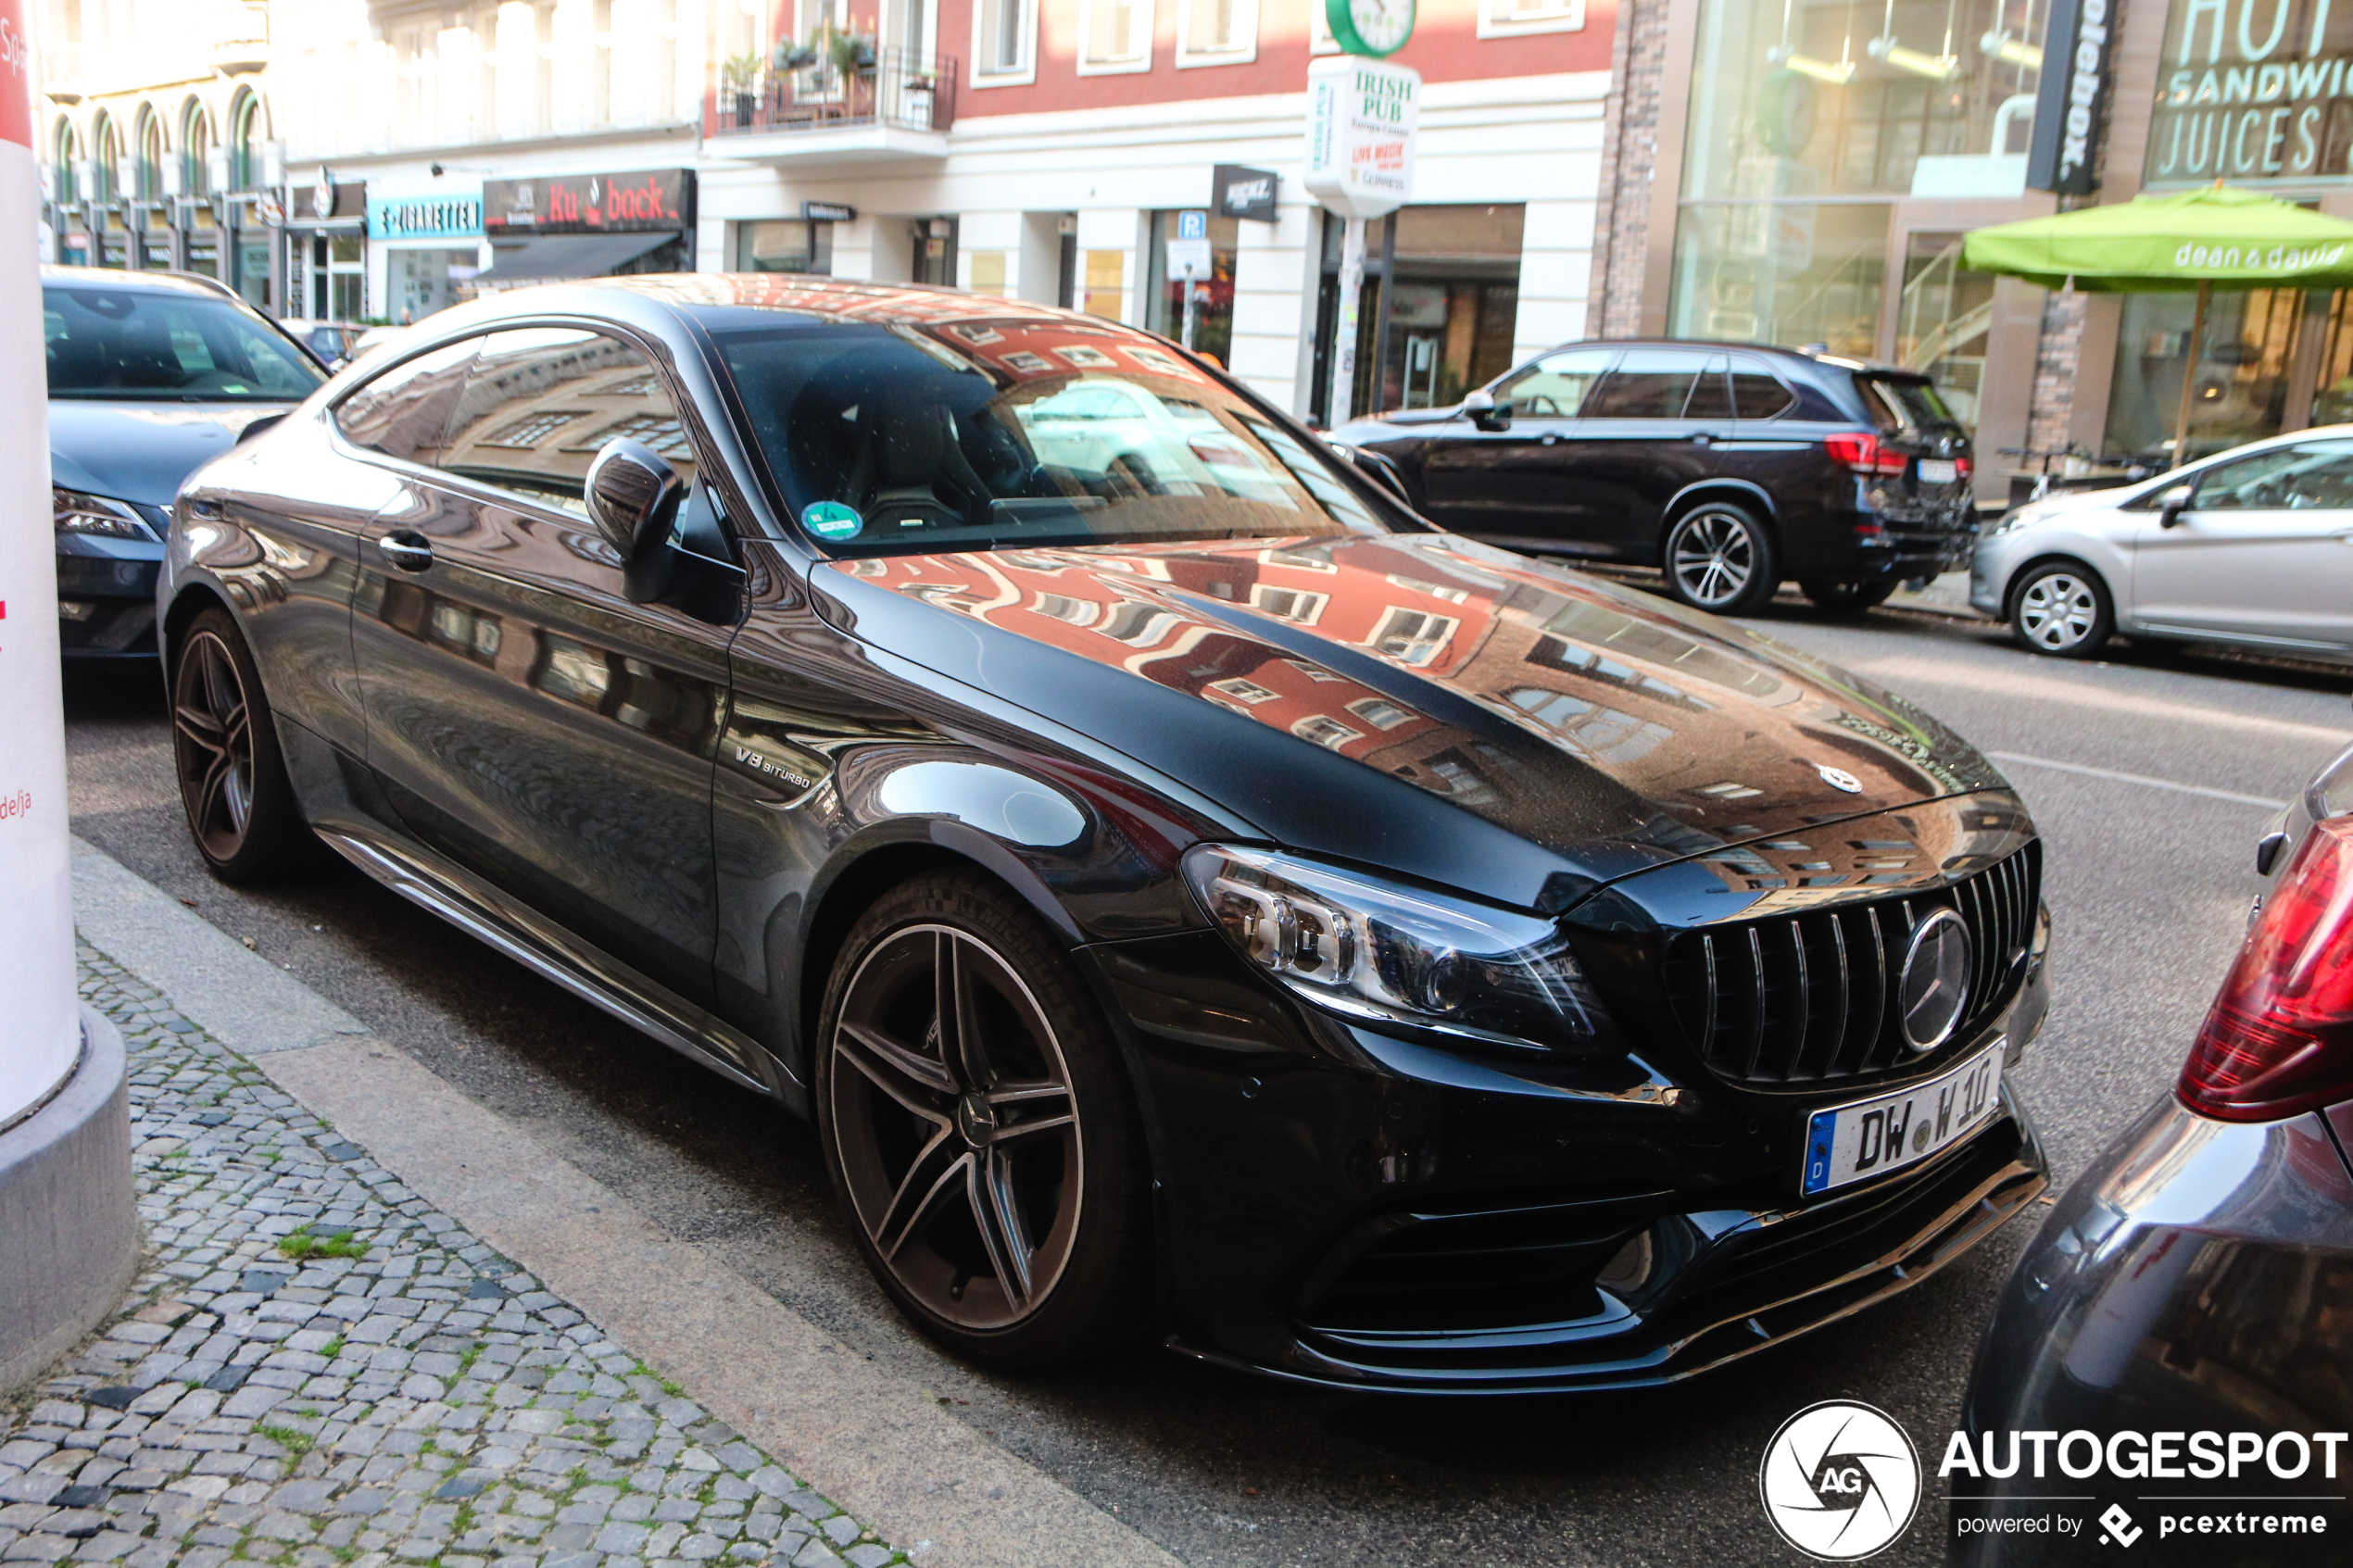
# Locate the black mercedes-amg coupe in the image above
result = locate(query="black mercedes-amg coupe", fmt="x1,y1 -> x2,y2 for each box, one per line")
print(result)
158,276 -> 2052,1393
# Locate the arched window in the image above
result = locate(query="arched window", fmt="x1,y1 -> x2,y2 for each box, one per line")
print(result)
90,111 -> 117,203
228,91 -> 263,191
52,119 -> 80,206
134,108 -> 163,199
181,100 -> 212,198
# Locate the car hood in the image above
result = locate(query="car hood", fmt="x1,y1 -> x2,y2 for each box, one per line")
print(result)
812,533 -> 2007,911
49,400 -> 289,508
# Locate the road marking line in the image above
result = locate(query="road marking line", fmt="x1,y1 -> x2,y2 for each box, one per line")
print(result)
1853,656 -> 2352,743
1988,751 -> 2289,810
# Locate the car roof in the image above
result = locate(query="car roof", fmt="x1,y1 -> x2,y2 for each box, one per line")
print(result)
1540,338 -> 1926,379
41,265 -> 246,302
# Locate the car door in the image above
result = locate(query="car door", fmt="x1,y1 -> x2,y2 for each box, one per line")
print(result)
350,323 -> 741,1012
1416,346 -> 1615,546
1556,347 -> 1734,559
2133,440 -> 2353,651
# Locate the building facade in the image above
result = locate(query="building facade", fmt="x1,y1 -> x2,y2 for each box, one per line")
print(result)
34,0 -> 1614,425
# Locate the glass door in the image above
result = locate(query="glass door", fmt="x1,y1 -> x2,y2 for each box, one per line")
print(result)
1891,230 -> 1993,433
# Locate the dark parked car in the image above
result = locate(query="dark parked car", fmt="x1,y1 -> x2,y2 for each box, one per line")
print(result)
1331,341 -> 1976,617
1954,737 -> 2353,1561
45,267 -> 326,659
160,277 -> 2051,1389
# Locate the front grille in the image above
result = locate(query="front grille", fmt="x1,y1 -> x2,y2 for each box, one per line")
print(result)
1665,843 -> 2039,1087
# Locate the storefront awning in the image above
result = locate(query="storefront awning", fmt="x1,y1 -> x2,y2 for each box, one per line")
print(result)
473,231 -> 676,282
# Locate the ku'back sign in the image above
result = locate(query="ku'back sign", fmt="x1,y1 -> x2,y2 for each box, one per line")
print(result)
1302,55 -> 1419,220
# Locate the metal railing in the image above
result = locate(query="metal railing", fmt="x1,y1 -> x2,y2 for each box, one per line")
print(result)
711,50 -> 955,137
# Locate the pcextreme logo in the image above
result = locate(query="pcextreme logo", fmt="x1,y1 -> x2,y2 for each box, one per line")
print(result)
1759,1400 -> 1922,1560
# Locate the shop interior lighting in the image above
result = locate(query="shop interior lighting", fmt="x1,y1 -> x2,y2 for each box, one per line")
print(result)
1769,0 -> 1856,84
1978,27 -> 2042,68
1869,0 -> 1960,79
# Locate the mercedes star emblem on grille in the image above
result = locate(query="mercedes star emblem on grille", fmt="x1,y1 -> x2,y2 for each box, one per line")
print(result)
1898,909 -> 1973,1052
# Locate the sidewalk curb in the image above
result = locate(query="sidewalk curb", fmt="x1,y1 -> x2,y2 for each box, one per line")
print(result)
69,835 -> 1184,1568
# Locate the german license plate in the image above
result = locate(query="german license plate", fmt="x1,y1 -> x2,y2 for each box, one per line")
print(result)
1800,1046 -> 2002,1197
1918,458 -> 1959,483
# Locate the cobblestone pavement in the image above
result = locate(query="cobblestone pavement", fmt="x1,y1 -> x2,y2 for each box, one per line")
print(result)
0,946 -> 907,1568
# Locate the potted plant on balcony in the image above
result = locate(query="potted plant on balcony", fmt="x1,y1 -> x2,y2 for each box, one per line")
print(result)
773,36 -> 820,71
722,52 -> 762,128
826,24 -> 878,77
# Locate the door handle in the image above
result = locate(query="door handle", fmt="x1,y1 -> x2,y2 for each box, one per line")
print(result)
1540,433 -> 1559,445
377,531 -> 434,572
1692,433 -> 1724,445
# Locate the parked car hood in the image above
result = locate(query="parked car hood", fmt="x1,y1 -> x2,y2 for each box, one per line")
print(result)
812,533 -> 2007,911
49,400 -> 287,508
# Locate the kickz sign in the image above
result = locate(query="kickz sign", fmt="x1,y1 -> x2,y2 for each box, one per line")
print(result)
1302,55 -> 1420,220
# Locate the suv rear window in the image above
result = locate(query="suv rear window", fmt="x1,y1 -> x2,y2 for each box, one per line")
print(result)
1861,375 -> 1959,432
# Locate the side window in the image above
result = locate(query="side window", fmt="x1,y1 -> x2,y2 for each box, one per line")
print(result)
2191,443 -> 2353,510
333,338 -> 482,465
1684,353 -> 1734,420
1491,348 -> 1615,420
1729,357 -> 1797,420
1582,348 -> 1716,419
438,328 -> 699,516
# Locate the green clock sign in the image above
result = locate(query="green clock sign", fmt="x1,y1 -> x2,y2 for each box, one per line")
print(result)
1327,0 -> 1414,57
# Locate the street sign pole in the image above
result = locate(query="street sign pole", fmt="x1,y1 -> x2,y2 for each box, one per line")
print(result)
1329,217 -> 1366,427
1182,261 -> 1201,350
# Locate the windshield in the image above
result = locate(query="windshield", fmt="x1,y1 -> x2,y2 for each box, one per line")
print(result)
711,321 -> 1397,554
1861,375 -> 1959,433
44,286 -> 326,403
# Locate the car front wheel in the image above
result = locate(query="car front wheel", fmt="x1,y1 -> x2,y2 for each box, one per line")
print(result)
1663,504 -> 1779,616
815,871 -> 1151,1369
2009,562 -> 2113,658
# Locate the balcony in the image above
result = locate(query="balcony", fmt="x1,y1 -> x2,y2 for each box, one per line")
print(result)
213,1 -> 270,75
708,50 -> 953,165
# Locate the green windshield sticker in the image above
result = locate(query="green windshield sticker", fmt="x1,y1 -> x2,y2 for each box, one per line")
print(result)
801,501 -> 863,541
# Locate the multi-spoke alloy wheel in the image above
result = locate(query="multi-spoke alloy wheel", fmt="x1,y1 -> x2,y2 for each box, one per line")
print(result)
818,875 -> 1148,1365
1664,505 -> 1777,615
2010,565 -> 2111,658
829,923 -> 1081,1328
170,609 -> 313,883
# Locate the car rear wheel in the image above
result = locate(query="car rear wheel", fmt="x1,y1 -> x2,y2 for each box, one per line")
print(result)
170,608 -> 319,884
815,871 -> 1151,1369
1799,575 -> 1898,616
2009,563 -> 2113,658
1663,504 -> 1779,616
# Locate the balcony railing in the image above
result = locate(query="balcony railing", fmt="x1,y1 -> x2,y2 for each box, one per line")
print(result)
711,49 -> 955,138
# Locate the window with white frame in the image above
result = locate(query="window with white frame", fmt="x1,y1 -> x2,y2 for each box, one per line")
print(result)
1368,608 -> 1458,665
1291,714 -> 1363,749
1250,584 -> 1327,624
1478,0 -> 1582,38
972,0 -> 1036,82
1178,0 -> 1256,64
1080,0 -> 1151,70
1309,0 -> 1339,55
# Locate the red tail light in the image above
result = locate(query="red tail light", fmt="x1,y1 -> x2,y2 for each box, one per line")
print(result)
1956,455 -> 1974,479
2179,816 -> 2353,1122
1823,433 -> 1909,476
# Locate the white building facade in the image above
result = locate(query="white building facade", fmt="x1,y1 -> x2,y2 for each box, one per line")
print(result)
37,0 -> 1615,421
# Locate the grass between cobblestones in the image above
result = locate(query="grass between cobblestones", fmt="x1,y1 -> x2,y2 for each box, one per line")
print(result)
0,944 -> 906,1568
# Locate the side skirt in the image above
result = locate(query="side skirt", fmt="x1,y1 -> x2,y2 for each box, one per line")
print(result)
312,823 -> 802,1109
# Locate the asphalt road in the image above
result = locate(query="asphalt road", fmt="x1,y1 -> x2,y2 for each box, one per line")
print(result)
61,599 -> 2353,1568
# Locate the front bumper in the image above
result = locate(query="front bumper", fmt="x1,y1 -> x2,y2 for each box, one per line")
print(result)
57,534 -> 163,658
1954,1095 -> 2353,1560
1091,917 -> 2052,1395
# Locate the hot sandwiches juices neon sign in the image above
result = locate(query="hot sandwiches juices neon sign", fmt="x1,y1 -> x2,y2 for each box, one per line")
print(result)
2148,0 -> 2353,183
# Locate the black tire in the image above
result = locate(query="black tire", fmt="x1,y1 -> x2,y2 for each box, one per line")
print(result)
1662,503 -> 1780,616
170,608 -> 319,884
814,870 -> 1151,1370
1799,574 -> 1898,616
2007,561 -> 2114,658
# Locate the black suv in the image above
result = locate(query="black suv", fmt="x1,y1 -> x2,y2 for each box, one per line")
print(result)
1331,341 -> 1974,617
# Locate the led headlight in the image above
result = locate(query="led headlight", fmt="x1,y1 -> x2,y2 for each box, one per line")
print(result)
1180,844 -> 1617,1054
55,487 -> 157,541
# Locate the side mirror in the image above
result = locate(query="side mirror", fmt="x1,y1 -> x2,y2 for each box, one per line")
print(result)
2157,483 -> 2194,528
1463,389 -> 1507,432
586,437 -> 685,563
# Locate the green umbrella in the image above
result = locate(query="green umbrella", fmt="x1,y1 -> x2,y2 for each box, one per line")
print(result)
1962,184 -> 2353,467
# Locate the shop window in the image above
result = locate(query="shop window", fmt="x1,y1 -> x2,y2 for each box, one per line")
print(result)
2107,288 -> 2302,466
1478,0 -> 1582,36
1146,210 -> 1238,364
1178,0 -> 1258,64
1667,202 -> 1889,361
1080,0 -> 1151,71
1320,204 -> 1524,422
1082,249 -> 1124,320
972,0 -> 1036,83
967,251 -> 1009,295
736,220 -> 833,275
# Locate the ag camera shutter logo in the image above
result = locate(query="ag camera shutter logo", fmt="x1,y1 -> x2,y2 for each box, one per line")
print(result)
1759,1400 -> 1922,1559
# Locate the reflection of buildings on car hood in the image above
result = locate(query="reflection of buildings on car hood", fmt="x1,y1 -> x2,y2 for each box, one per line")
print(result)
829,533 -> 2004,873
